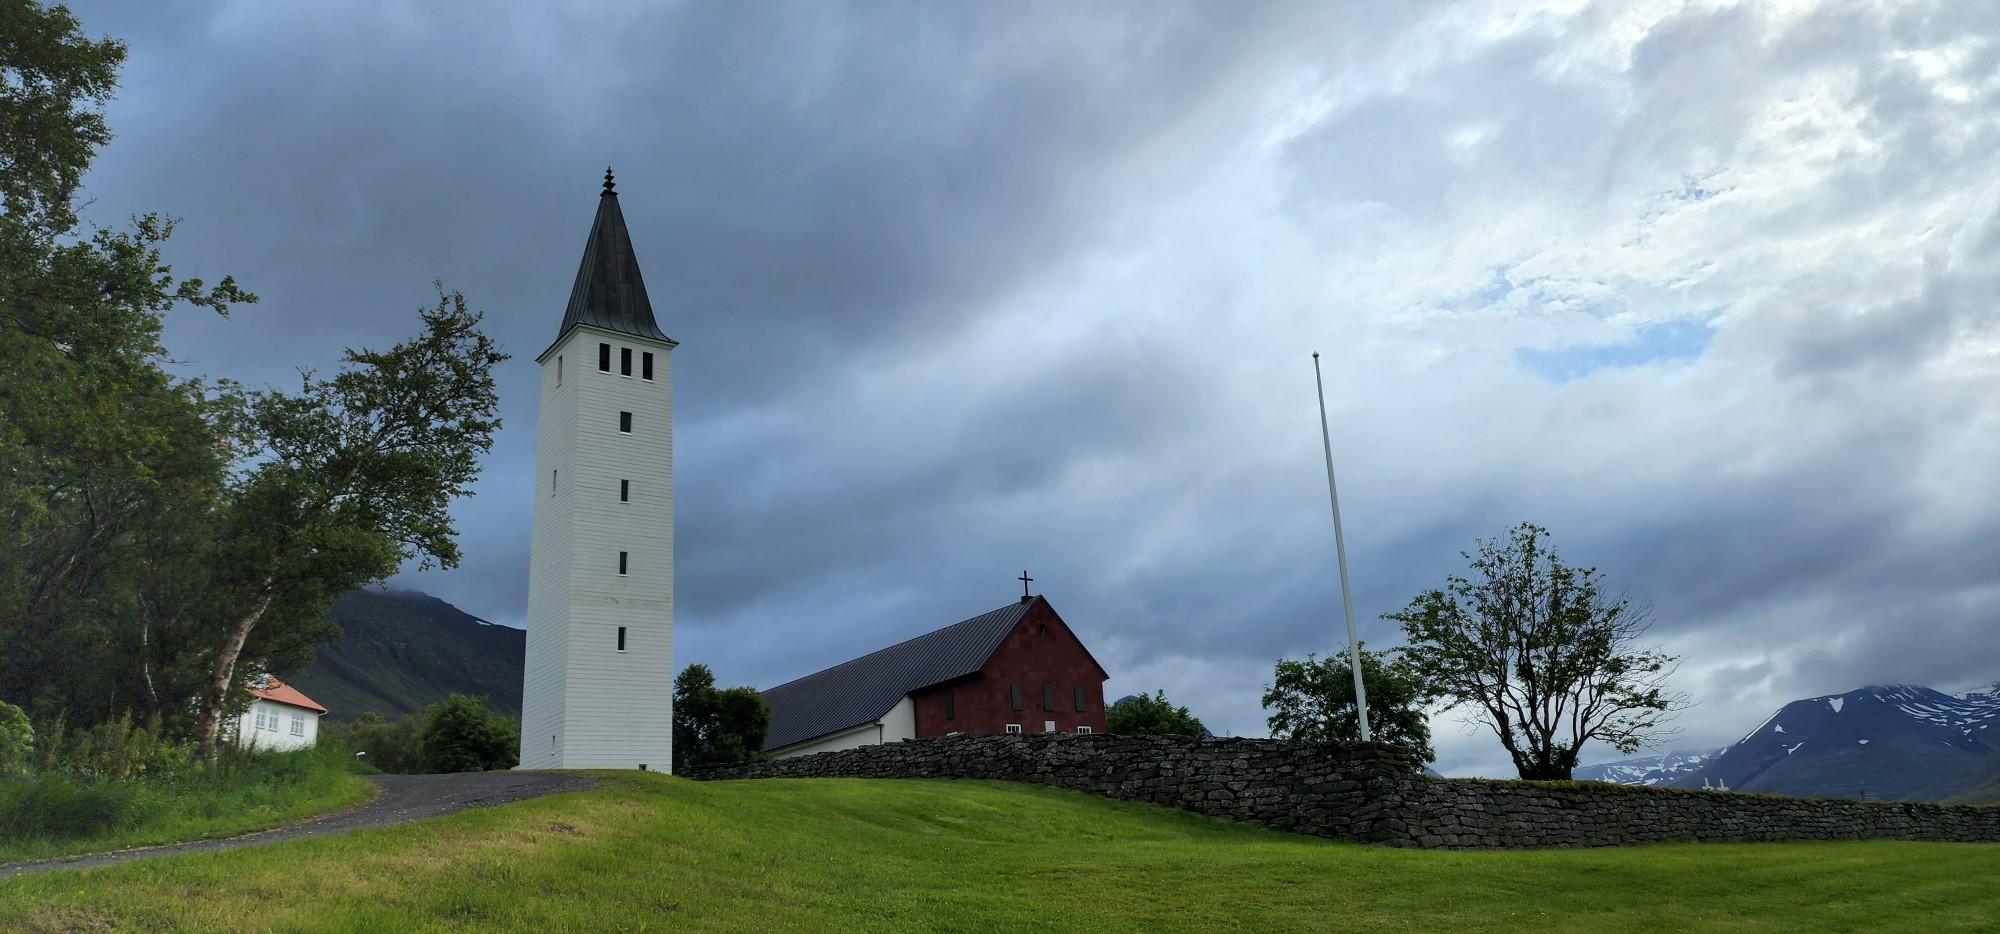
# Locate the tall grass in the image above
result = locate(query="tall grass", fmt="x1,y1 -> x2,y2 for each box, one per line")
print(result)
0,740 -> 374,862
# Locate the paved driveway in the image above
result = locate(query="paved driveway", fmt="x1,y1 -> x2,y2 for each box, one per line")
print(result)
0,771 -> 596,880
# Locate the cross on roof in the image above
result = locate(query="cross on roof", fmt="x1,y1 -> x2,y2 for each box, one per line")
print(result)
1018,570 -> 1034,600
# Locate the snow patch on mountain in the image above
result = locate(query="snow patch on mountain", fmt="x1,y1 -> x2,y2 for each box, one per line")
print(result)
1828,697 -> 1844,714
1575,748 -> 1724,786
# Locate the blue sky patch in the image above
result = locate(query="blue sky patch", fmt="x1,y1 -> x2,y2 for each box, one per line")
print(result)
1516,319 -> 1714,383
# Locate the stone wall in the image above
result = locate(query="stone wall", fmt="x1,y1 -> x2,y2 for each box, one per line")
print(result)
685,733 -> 2000,849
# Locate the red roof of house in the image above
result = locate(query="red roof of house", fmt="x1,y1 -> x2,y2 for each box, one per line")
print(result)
249,676 -> 327,714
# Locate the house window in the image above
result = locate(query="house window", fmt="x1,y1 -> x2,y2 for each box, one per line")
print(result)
620,479 -> 629,502
290,714 -> 305,736
1042,684 -> 1054,711
1077,726 -> 1093,735
619,411 -> 632,433
618,551 -> 629,575
1005,724 -> 1022,734
945,688 -> 955,721
598,343 -> 611,371
1010,683 -> 1022,711
617,626 -> 627,651
253,710 -> 267,731
1043,720 -> 1056,733
642,352 -> 654,381
621,347 -> 633,377
1074,686 -> 1086,713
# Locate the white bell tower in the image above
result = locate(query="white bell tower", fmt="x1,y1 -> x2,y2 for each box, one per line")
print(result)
520,169 -> 677,770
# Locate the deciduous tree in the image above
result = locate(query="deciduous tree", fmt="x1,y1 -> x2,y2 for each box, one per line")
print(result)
1105,690 -> 1206,736
1261,647 -> 1435,764
1385,523 -> 1684,780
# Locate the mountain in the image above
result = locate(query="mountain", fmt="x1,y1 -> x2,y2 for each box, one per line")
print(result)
1573,748 -> 1723,786
1665,682 -> 2000,801
284,590 -> 524,721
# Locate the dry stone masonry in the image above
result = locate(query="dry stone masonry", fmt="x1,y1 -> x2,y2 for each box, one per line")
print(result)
687,733 -> 2000,849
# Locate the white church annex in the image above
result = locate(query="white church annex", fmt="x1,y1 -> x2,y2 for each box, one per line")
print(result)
519,169 -> 677,770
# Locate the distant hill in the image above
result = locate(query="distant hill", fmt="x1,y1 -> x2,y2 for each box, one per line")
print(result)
284,590 -> 523,721
1668,682 -> 2000,801
1573,748 -> 1723,786
1582,680 -> 2000,802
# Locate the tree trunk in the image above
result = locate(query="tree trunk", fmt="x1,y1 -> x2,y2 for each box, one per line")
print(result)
195,584 -> 274,760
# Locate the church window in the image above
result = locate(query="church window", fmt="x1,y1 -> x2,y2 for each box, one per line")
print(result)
617,626 -> 627,651
621,347 -> 633,377
598,343 -> 611,371
620,479 -> 629,502
1042,684 -> 1054,711
618,551 -> 629,575
1010,683 -> 1022,710
619,411 -> 632,433
945,688 -> 955,720
1005,723 -> 1022,734
1074,686 -> 1086,712
642,352 -> 654,381
1077,726 -> 1093,735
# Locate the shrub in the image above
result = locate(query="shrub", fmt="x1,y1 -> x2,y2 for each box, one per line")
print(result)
0,701 -> 30,774
418,695 -> 518,773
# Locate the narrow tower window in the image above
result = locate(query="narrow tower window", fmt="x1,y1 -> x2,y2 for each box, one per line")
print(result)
598,343 -> 611,371
557,355 -> 563,386
642,352 -> 654,381
617,626 -> 627,651
620,347 -> 633,377
619,479 -> 630,502
619,411 -> 632,433
618,551 -> 629,575
551,469 -> 558,496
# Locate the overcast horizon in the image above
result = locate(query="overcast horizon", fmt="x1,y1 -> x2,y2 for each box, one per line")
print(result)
68,0 -> 1998,776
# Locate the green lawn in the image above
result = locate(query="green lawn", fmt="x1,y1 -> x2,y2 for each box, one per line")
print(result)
3,774 -> 1996,932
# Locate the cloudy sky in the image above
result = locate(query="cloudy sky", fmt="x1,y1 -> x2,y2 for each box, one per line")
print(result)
69,0 -> 1998,776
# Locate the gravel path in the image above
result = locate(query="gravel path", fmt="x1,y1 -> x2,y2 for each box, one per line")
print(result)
0,771 -> 596,881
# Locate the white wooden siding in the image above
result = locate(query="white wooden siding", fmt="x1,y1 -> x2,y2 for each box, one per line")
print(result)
521,325 -> 676,770
768,695 -> 916,759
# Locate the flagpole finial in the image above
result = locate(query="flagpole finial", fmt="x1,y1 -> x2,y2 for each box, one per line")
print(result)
1313,351 -> 1320,359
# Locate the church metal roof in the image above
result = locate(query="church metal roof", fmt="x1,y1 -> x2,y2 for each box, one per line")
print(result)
760,597 -> 1041,751
554,169 -> 676,349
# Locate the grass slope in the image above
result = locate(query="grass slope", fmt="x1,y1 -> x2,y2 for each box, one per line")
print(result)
0,745 -> 375,864
286,589 -> 524,722
4,776 -> 1998,932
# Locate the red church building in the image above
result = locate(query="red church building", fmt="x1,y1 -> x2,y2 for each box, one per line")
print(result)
761,594 -> 1110,758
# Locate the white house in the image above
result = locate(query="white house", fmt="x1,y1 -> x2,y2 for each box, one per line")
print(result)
232,675 -> 326,752
518,169 -> 678,771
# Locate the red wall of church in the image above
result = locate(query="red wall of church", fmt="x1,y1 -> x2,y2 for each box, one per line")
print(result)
910,598 -> 1108,738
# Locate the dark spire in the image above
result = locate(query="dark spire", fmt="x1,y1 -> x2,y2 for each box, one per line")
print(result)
553,168 -> 674,347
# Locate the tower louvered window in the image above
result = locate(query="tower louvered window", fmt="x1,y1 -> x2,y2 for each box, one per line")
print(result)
642,352 -> 654,381
619,411 -> 632,433
621,347 -> 632,376
598,343 -> 611,371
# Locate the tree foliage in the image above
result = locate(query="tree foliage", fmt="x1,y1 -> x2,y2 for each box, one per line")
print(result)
672,664 -> 772,770
417,695 -> 519,774
1261,647 -> 1435,764
1385,523 -> 1684,780
1105,690 -> 1206,736
0,1 -> 505,758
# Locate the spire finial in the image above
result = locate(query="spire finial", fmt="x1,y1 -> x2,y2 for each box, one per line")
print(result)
603,166 -> 616,195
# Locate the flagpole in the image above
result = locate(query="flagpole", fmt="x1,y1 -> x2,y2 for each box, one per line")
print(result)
1313,352 -> 1371,742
